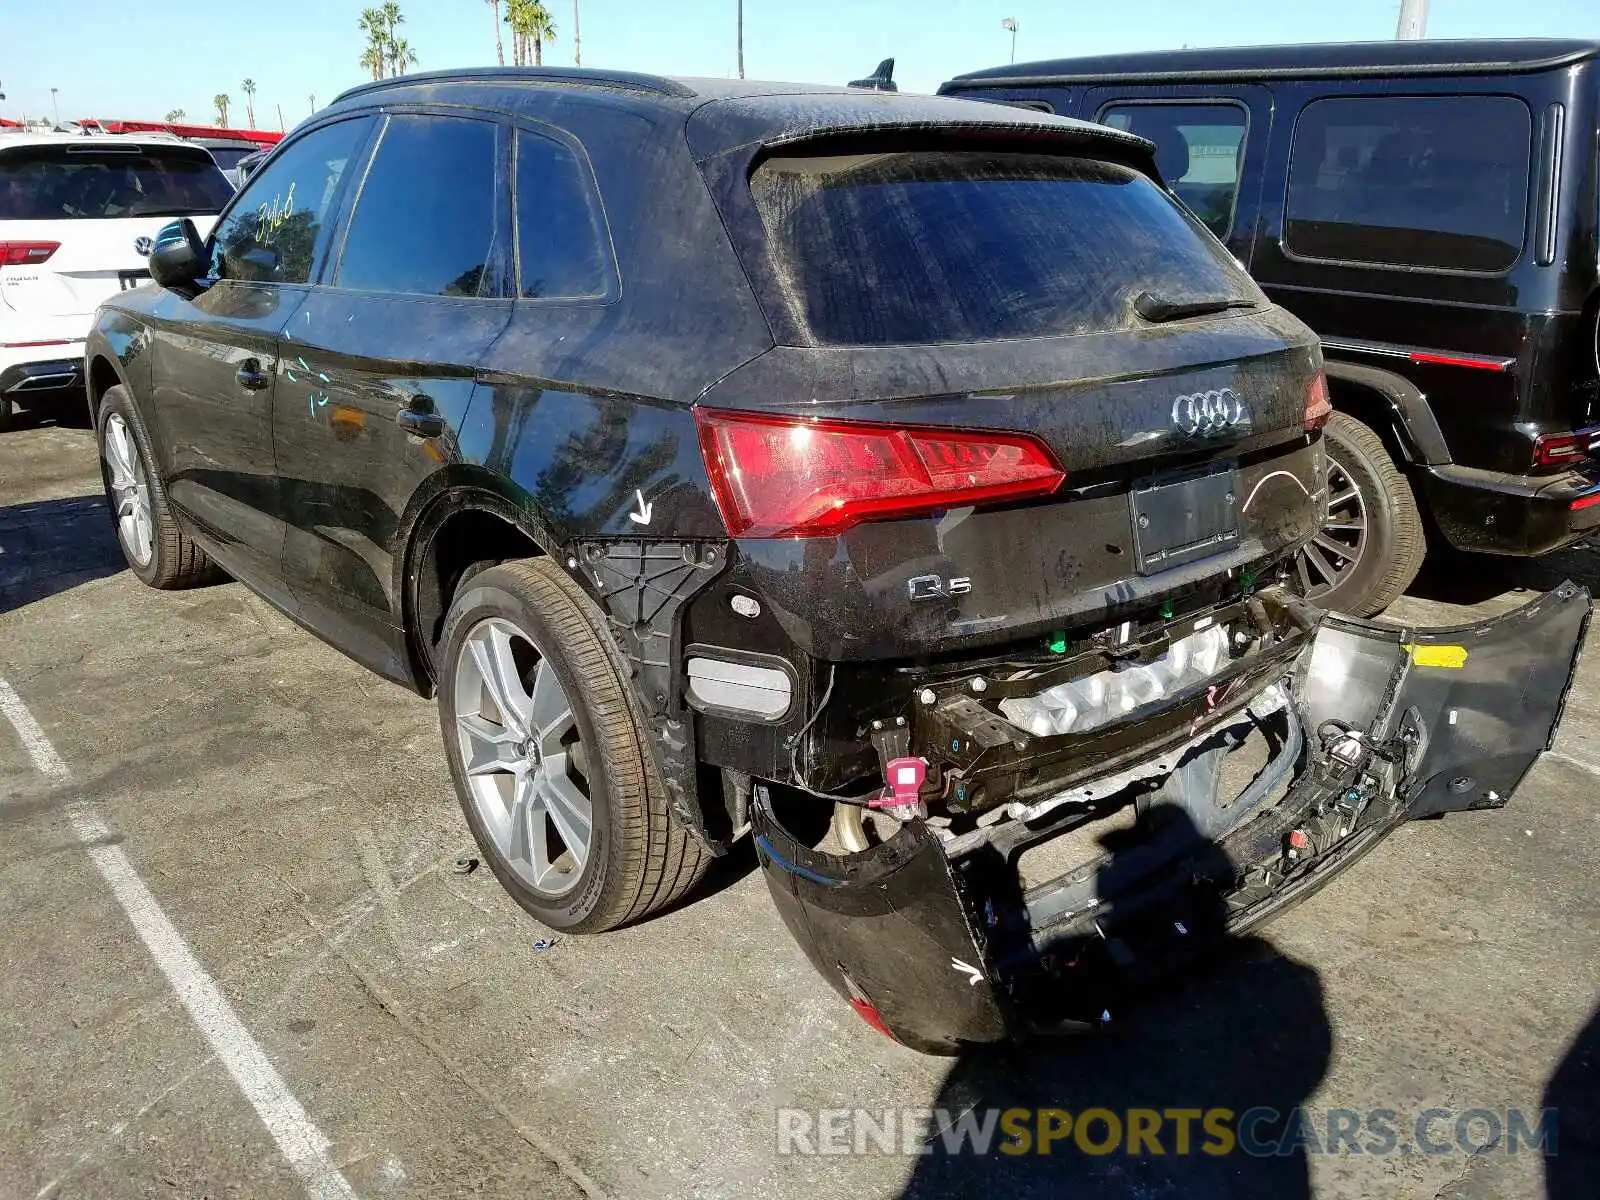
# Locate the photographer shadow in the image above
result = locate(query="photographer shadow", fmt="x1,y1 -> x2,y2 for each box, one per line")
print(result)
900,804 -> 1330,1200
1543,1002 -> 1600,1199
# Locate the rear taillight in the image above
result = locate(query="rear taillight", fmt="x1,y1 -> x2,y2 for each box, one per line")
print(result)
1534,428 -> 1600,469
695,409 -> 1065,538
1304,371 -> 1332,432
0,242 -> 60,267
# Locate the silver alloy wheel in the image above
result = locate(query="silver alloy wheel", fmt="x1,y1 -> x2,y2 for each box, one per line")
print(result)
453,616 -> 593,896
1296,457 -> 1368,599
104,413 -> 154,567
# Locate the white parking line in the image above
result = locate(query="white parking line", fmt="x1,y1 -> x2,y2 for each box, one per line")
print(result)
0,678 -> 358,1200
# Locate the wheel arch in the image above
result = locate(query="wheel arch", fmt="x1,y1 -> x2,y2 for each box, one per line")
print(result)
400,469 -> 563,693
1322,358 -> 1452,467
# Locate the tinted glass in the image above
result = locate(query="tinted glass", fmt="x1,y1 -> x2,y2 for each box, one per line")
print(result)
516,131 -> 607,298
0,146 -> 234,220
1102,103 -> 1247,237
337,115 -> 501,297
211,119 -> 368,284
205,147 -> 254,172
749,150 -> 1255,346
1285,95 -> 1532,273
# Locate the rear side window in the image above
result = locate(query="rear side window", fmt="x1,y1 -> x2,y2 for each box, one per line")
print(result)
1285,95 -> 1532,273
1100,103 -> 1247,237
749,149 -> 1256,346
515,130 -> 608,299
336,115 -> 502,297
211,119 -> 369,285
0,145 -> 233,220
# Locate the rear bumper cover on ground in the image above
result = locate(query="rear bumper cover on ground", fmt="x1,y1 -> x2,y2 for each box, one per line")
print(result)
753,584 -> 1591,1052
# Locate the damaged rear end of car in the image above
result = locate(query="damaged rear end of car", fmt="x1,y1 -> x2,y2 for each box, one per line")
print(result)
668,94 -> 1591,1052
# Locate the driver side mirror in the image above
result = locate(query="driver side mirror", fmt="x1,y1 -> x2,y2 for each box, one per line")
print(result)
148,218 -> 209,292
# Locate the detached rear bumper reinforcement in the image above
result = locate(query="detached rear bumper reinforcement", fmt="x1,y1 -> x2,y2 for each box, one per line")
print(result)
752,584 -> 1591,1054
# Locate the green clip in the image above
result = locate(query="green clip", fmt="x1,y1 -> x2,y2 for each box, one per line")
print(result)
1048,633 -> 1068,655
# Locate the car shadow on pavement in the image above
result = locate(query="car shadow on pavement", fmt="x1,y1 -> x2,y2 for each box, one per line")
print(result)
1407,541 -> 1600,608
1543,1002 -> 1600,1199
898,806 -> 1328,1200
0,494 -> 126,614
0,392 -> 92,433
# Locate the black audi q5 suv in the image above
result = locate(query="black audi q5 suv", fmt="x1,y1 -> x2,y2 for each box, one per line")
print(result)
85,69 -> 1587,1052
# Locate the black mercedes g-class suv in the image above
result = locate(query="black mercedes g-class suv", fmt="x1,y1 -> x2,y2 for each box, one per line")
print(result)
86,69 -> 1587,1052
944,39 -> 1600,616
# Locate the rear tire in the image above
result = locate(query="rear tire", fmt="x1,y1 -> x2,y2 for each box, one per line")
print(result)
95,385 -> 220,589
437,559 -> 709,932
1296,412 -> 1425,617
0,394 -> 13,431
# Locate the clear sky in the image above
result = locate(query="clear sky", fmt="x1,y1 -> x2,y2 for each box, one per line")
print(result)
2,0 -> 1596,129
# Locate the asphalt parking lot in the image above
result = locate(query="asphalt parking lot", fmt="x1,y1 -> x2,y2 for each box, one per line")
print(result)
1,407 -> 1597,1200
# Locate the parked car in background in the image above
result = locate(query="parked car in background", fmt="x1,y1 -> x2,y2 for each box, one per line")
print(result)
83,69 -> 1587,1052
0,130 -> 233,428
943,39 -> 1600,615
188,137 -> 265,186
233,147 -> 268,186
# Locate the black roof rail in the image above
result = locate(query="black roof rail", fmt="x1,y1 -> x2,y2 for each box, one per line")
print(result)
943,38 -> 1600,91
331,66 -> 697,107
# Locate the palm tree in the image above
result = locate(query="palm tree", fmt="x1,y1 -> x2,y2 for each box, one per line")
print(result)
506,0 -> 555,67
487,0 -> 505,65
241,78 -> 257,128
213,93 -> 230,127
379,0 -> 405,73
358,7 -> 389,79
390,37 -> 418,76
164,108 -> 185,122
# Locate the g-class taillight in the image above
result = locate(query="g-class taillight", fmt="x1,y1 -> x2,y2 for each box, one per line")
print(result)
695,409 -> 1065,538
1304,371 -> 1332,432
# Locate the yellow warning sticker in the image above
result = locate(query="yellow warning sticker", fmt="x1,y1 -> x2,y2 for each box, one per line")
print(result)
1403,643 -> 1469,669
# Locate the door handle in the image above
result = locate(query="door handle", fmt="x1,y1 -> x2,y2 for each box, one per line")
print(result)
395,405 -> 446,439
235,359 -> 270,391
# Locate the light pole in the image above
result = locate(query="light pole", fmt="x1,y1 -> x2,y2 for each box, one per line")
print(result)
573,0 -> 581,65
49,87 -> 59,126
1001,17 -> 1018,65
1396,0 -> 1428,39
737,0 -> 744,79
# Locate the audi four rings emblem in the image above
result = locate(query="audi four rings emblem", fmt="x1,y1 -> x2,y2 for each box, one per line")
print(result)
1171,388 -> 1248,437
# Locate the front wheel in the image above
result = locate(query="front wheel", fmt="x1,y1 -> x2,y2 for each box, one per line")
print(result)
95,385 -> 219,588
1295,412 -> 1426,617
437,559 -> 708,932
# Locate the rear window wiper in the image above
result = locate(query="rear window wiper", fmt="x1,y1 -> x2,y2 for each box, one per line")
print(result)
1134,291 -> 1257,323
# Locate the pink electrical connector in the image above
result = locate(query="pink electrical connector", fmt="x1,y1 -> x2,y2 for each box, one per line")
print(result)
871,757 -> 927,809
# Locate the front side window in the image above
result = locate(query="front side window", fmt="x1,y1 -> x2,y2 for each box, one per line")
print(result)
748,148 -> 1257,346
1285,95 -> 1532,273
210,119 -> 369,285
336,115 -> 501,298
515,130 -> 608,299
0,145 -> 233,220
1100,103 -> 1248,237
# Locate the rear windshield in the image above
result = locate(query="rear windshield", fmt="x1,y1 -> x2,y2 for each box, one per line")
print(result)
203,146 -> 254,173
748,149 -> 1257,345
0,145 -> 234,220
